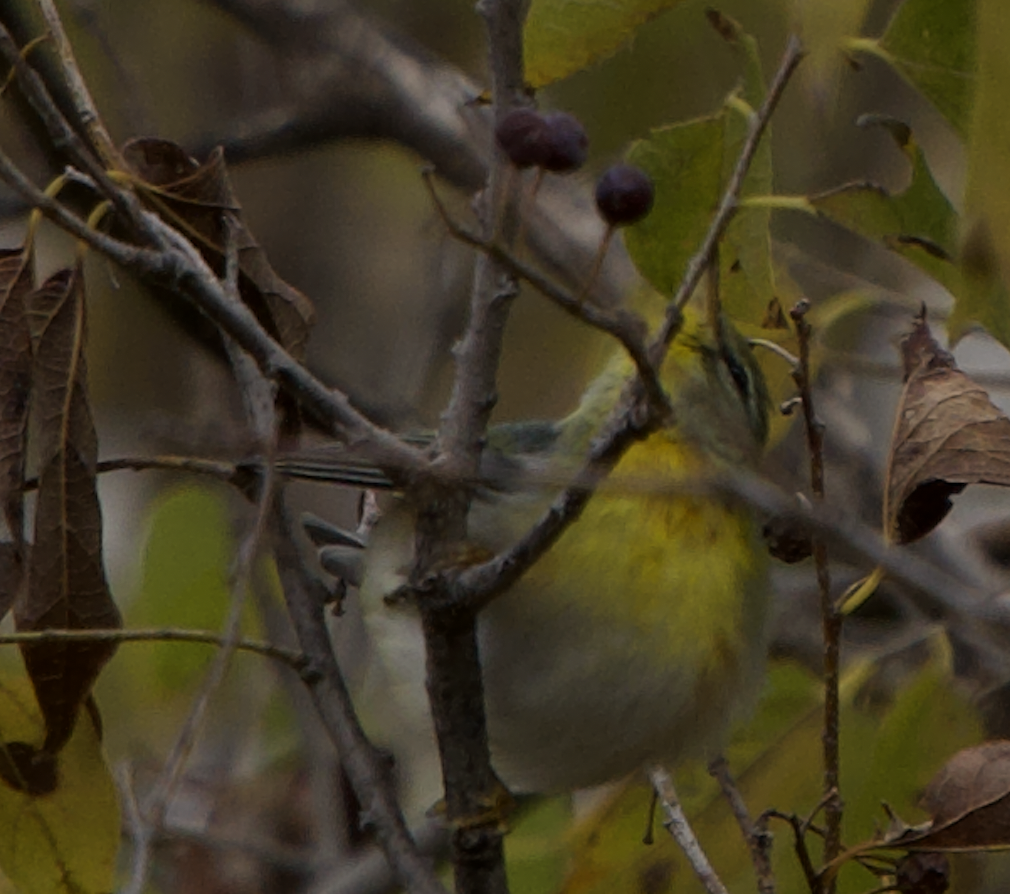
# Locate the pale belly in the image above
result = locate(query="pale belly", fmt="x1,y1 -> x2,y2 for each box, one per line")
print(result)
359,483 -> 771,797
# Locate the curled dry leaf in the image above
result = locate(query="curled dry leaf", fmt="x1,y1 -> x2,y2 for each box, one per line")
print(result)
886,740 -> 1010,850
120,137 -> 315,360
885,308 -> 1010,544
16,267 -> 120,755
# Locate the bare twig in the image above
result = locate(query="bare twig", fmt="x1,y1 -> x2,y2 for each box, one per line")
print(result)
409,3 -> 530,892
650,766 -> 730,894
306,818 -> 448,894
790,298 -> 842,891
0,150 -> 432,483
133,432 -> 280,894
34,0 -> 124,168
128,217 -> 287,892
0,20 -> 145,234
750,337 -> 800,367
86,447 -> 1010,670
652,35 -> 805,356
270,496 -> 447,894
119,765 -> 152,894
0,626 -> 305,667
765,810 -> 819,893
709,756 -> 775,894
421,169 -> 659,405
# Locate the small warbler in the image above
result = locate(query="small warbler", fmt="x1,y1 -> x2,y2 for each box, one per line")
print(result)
297,306 -> 771,799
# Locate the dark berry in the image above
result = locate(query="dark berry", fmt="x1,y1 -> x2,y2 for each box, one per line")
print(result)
495,108 -> 549,168
594,164 -> 655,226
541,112 -> 589,173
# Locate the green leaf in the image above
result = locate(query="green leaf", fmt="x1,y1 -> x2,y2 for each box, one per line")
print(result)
851,0 -> 977,138
0,676 -> 119,894
524,0 -> 686,90
796,116 -> 1010,351
811,119 -> 957,259
718,20 -> 774,324
127,485 -> 234,694
561,648 -> 982,894
505,796 -> 572,894
624,16 -> 774,327
625,115 -> 724,298
962,0 -> 1010,351
561,662 -> 823,894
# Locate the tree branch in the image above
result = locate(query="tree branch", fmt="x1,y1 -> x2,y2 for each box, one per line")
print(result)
0,147 -> 431,483
0,626 -> 305,667
34,0 -> 125,169
271,494 -> 447,894
410,3 -> 529,893
650,766 -> 729,894
790,299 -> 841,890
653,34 -> 805,355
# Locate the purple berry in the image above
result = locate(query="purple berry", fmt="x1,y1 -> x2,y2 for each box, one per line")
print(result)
541,112 -> 589,173
495,108 -> 549,169
595,164 -> 655,226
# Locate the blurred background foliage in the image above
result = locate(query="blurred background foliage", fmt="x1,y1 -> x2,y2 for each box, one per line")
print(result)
3,0 -> 1010,891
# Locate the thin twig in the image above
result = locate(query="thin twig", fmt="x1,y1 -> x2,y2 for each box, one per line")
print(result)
708,756 -> 775,894
790,298 -> 842,892
0,627 -> 305,667
34,0 -> 124,168
136,431 -> 280,883
119,764 -> 153,894
421,169 -> 660,406
38,454 -> 248,491
411,3 -> 529,892
91,445 -> 1010,665
765,811 -> 819,893
652,34 -> 805,357
750,337 -> 799,368
132,226 -> 285,890
650,766 -> 729,894
270,496 -> 447,894
0,149 -> 432,484
0,21 -> 145,235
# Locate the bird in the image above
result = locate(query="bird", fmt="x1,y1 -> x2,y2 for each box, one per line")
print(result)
288,304 -> 772,803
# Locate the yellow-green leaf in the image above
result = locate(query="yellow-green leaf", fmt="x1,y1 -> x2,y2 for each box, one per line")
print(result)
852,0 -> 977,139
625,115 -> 724,298
0,677 -> 119,894
562,649 -> 981,894
797,119 -> 1010,351
963,0 -> 1010,351
505,795 -> 572,894
127,485 -> 234,694
524,0 -> 686,89
562,662 -> 823,894
624,19 -> 775,327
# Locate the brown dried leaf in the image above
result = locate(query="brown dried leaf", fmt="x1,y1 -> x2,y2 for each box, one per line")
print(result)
120,137 -> 315,360
894,852 -> 950,894
885,309 -> 1010,544
0,542 -> 24,633
16,267 -> 120,754
886,741 -> 1010,851
0,246 -> 33,555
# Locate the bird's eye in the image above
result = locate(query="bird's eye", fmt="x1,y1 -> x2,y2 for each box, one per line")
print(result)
722,350 -> 751,401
